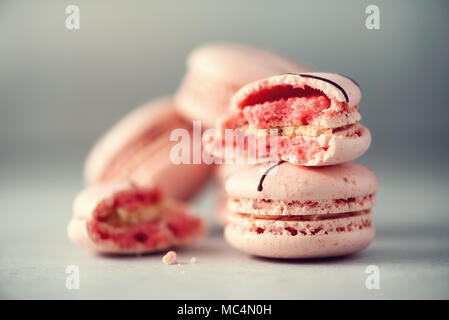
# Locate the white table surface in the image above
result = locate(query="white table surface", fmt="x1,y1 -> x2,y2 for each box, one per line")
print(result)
1,153 -> 448,299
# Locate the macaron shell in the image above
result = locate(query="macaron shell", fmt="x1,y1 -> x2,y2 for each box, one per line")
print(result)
84,97 -> 176,184
186,42 -> 309,85
215,163 -> 253,226
225,223 -> 375,259
131,146 -> 214,201
296,72 -> 361,107
216,163 -> 256,184
225,212 -> 375,258
174,79 -> 234,128
97,127 -> 213,201
84,98 -> 212,200
231,73 -> 361,111
175,43 -> 309,127
226,162 -> 378,202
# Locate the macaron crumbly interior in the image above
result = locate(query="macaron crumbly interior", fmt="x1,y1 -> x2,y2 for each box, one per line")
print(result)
213,84 -> 363,164
237,85 -> 356,130
217,123 -> 364,164
91,189 -> 202,250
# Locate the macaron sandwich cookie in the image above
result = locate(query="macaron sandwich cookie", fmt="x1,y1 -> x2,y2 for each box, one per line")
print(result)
175,43 -> 309,128
206,73 -> 371,166
224,162 -> 377,258
84,98 -> 212,201
68,181 -> 206,254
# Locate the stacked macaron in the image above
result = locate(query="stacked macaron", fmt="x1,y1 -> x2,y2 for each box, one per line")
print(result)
208,73 -> 378,258
175,42 -> 310,225
68,42 -> 309,255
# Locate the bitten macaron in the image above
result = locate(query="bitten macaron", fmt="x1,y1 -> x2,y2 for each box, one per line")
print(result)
206,73 -> 371,166
68,181 -> 206,254
224,161 -> 377,258
175,42 -> 309,128
84,97 -> 213,201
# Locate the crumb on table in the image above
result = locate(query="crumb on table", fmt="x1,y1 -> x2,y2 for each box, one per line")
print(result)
190,257 -> 197,264
162,250 -> 178,265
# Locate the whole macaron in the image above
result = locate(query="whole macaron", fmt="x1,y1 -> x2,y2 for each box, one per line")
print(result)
175,42 -> 309,128
84,97 -> 213,200
224,161 -> 378,258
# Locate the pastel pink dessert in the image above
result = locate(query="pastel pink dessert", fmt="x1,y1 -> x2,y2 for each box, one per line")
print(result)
215,163 -> 256,226
175,42 -> 309,128
224,162 -> 377,258
84,98 -> 213,200
68,181 -> 206,254
205,73 -> 371,166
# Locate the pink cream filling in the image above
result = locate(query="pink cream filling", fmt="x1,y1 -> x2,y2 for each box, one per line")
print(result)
277,136 -> 323,162
91,189 -> 202,250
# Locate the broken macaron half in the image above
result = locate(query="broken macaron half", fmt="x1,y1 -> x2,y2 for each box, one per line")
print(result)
68,181 -> 206,254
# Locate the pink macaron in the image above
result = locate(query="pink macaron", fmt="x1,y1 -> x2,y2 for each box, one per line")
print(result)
224,161 -> 377,258
84,97 -> 213,201
215,163 -> 256,226
205,73 -> 371,166
68,181 -> 206,254
175,42 -> 309,128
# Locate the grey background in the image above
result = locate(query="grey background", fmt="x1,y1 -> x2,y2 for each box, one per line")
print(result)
1,0 -> 448,299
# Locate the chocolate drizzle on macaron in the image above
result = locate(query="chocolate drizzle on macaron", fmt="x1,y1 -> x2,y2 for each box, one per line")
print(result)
286,73 -> 350,103
257,160 -> 286,192
297,74 -> 349,103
